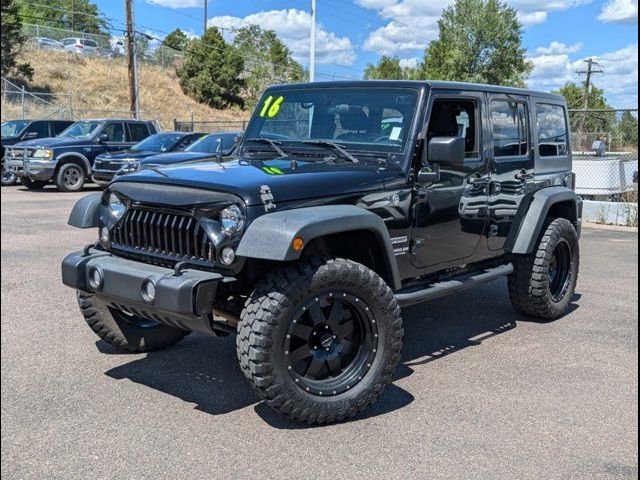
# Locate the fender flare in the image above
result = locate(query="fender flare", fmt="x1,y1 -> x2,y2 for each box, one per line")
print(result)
236,205 -> 402,290
507,186 -> 581,255
57,152 -> 93,175
68,192 -> 102,228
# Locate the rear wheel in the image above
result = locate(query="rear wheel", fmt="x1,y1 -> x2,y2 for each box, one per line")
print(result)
21,177 -> 48,190
56,163 -> 86,192
77,291 -> 189,353
236,257 -> 403,424
508,218 -> 580,320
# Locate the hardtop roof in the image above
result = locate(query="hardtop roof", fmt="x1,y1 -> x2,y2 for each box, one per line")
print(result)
268,80 -> 565,102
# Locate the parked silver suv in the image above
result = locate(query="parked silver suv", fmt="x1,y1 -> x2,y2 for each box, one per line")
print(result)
62,38 -> 100,55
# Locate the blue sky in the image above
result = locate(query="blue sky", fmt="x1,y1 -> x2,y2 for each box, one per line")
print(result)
96,0 -> 638,107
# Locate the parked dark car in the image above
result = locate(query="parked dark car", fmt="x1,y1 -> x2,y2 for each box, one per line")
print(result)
114,131 -> 241,177
2,119 -> 73,186
5,118 -> 157,191
62,81 -> 582,424
92,131 -> 206,184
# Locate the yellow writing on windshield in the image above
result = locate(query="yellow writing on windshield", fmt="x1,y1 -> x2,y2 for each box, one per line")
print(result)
259,95 -> 285,118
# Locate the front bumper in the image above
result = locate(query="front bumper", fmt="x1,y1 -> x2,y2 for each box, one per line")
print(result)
6,157 -> 56,180
62,248 -> 225,335
92,169 -> 116,183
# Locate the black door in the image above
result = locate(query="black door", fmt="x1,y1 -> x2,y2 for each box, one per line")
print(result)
487,95 -> 534,251
411,91 -> 490,270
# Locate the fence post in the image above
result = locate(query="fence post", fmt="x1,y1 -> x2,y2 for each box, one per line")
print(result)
68,91 -> 73,120
21,87 -> 25,119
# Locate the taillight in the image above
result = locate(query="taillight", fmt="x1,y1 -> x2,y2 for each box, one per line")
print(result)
76,43 -> 84,49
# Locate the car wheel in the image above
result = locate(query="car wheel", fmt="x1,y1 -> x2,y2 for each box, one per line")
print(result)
508,218 -> 580,320
236,257 -> 403,424
56,163 -> 86,192
1,167 -> 18,186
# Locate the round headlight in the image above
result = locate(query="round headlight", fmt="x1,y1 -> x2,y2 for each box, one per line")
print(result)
108,192 -> 126,219
220,204 -> 245,234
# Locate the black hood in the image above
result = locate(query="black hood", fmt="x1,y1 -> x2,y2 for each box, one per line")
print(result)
112,156 -> 393,206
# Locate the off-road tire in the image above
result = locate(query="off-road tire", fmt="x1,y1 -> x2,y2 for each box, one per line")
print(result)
77,291 -> 189,353
21,177 -> 47,190
508,218 -> 580,320
236,257 -> 403,424
55,163 -> 86,192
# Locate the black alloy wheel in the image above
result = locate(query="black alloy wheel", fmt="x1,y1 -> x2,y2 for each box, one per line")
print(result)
548,239 -> 573,303
284,292 -> 378,396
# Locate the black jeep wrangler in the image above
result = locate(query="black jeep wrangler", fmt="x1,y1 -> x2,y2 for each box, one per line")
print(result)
62,81 -> 582,424
6,118 -> 156,191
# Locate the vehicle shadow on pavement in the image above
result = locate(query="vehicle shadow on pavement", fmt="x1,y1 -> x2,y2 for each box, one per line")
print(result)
102,280 -> 580,428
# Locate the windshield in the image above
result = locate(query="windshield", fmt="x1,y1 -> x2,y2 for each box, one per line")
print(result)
131,133 -> 183,152
1,121 -> 30,137
244,87 -> 419,155
59,121 -> 101,139
186,134 -> 222,153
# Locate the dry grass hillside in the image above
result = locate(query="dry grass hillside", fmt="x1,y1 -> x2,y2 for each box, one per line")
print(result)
15,50 -> 248,129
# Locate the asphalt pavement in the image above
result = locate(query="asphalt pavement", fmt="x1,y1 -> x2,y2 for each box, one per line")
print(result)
1,184 -> 638,480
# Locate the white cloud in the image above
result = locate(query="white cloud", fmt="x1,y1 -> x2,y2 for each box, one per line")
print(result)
208,9 -> 356,66
399,57 -> 420,69
534,42 -> 584,56
145,0 -> 202,8
528,43 -> 638,108
598,0 -> 638,23
360,0 -> 592,56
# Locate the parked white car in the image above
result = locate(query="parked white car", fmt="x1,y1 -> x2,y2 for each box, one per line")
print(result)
61,37 -> 100,55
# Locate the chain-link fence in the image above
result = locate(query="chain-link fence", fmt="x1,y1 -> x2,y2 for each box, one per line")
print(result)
569,109 -> 638,226
21,23 -> 183,69
1,77 -> 69,120
173,120 -> 248,133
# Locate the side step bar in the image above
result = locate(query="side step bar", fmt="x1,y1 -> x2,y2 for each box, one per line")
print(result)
394,264 -> 514,308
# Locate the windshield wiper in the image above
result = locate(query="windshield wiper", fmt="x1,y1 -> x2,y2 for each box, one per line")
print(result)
244,138 -> 288,158
302,140 -> 359,163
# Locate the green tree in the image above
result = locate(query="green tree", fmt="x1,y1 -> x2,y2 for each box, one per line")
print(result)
232,25 -> 304,107
420,0 -> 531,86
1,0 -> 33,80
617,111 -> 638,147
554,82 -> 615,134
19,0 -> 109,35
164,29 -> 189,51
154,29 -> 188,67
364,56 -> 405,80
177,27 -> 245,109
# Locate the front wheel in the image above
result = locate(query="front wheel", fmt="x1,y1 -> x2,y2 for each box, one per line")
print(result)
77,291 -> 189,353
1,167 -> 18,186
55,163 -> 86,192
508,218 -> 580,320
236,257 -> 403,424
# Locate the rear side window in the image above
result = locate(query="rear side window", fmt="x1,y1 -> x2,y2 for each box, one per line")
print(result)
491,100 -> 529,157
536,104 -> 568,157
128,123 -> 150,142
82,40 -> 98,47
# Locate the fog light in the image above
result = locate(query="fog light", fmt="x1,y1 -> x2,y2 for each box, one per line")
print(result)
220,247 -> 235,265
141,279 -> 156,303
88,268 -> 103,290
100,226 -> 110,243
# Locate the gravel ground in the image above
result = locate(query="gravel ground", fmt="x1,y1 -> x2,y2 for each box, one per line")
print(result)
1,184 -> 638,480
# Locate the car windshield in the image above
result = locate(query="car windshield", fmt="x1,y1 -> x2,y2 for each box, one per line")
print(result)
59,121 -> 102,139
131,133 -> 183,152
243,87 -> 419,156
186,134 -> 222,153
1,120 -> 30,137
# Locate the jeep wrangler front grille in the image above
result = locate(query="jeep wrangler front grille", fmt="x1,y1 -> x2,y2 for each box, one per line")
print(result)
110,207 -> 215,266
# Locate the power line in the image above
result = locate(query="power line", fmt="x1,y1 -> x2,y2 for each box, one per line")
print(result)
576,58 -> 604,110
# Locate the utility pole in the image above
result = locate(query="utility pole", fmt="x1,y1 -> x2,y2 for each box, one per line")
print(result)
125,0 -> 140,118
576,58 -> 604,110
309,0 -> 316,82
204,0 -> 208,36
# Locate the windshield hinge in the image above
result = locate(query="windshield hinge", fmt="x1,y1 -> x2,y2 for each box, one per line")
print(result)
260,185 -> 276,212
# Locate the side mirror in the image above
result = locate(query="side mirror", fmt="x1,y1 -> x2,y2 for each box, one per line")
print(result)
423,137 -> 466,167
98,133 -> 109,143
22,132 -> 38,140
